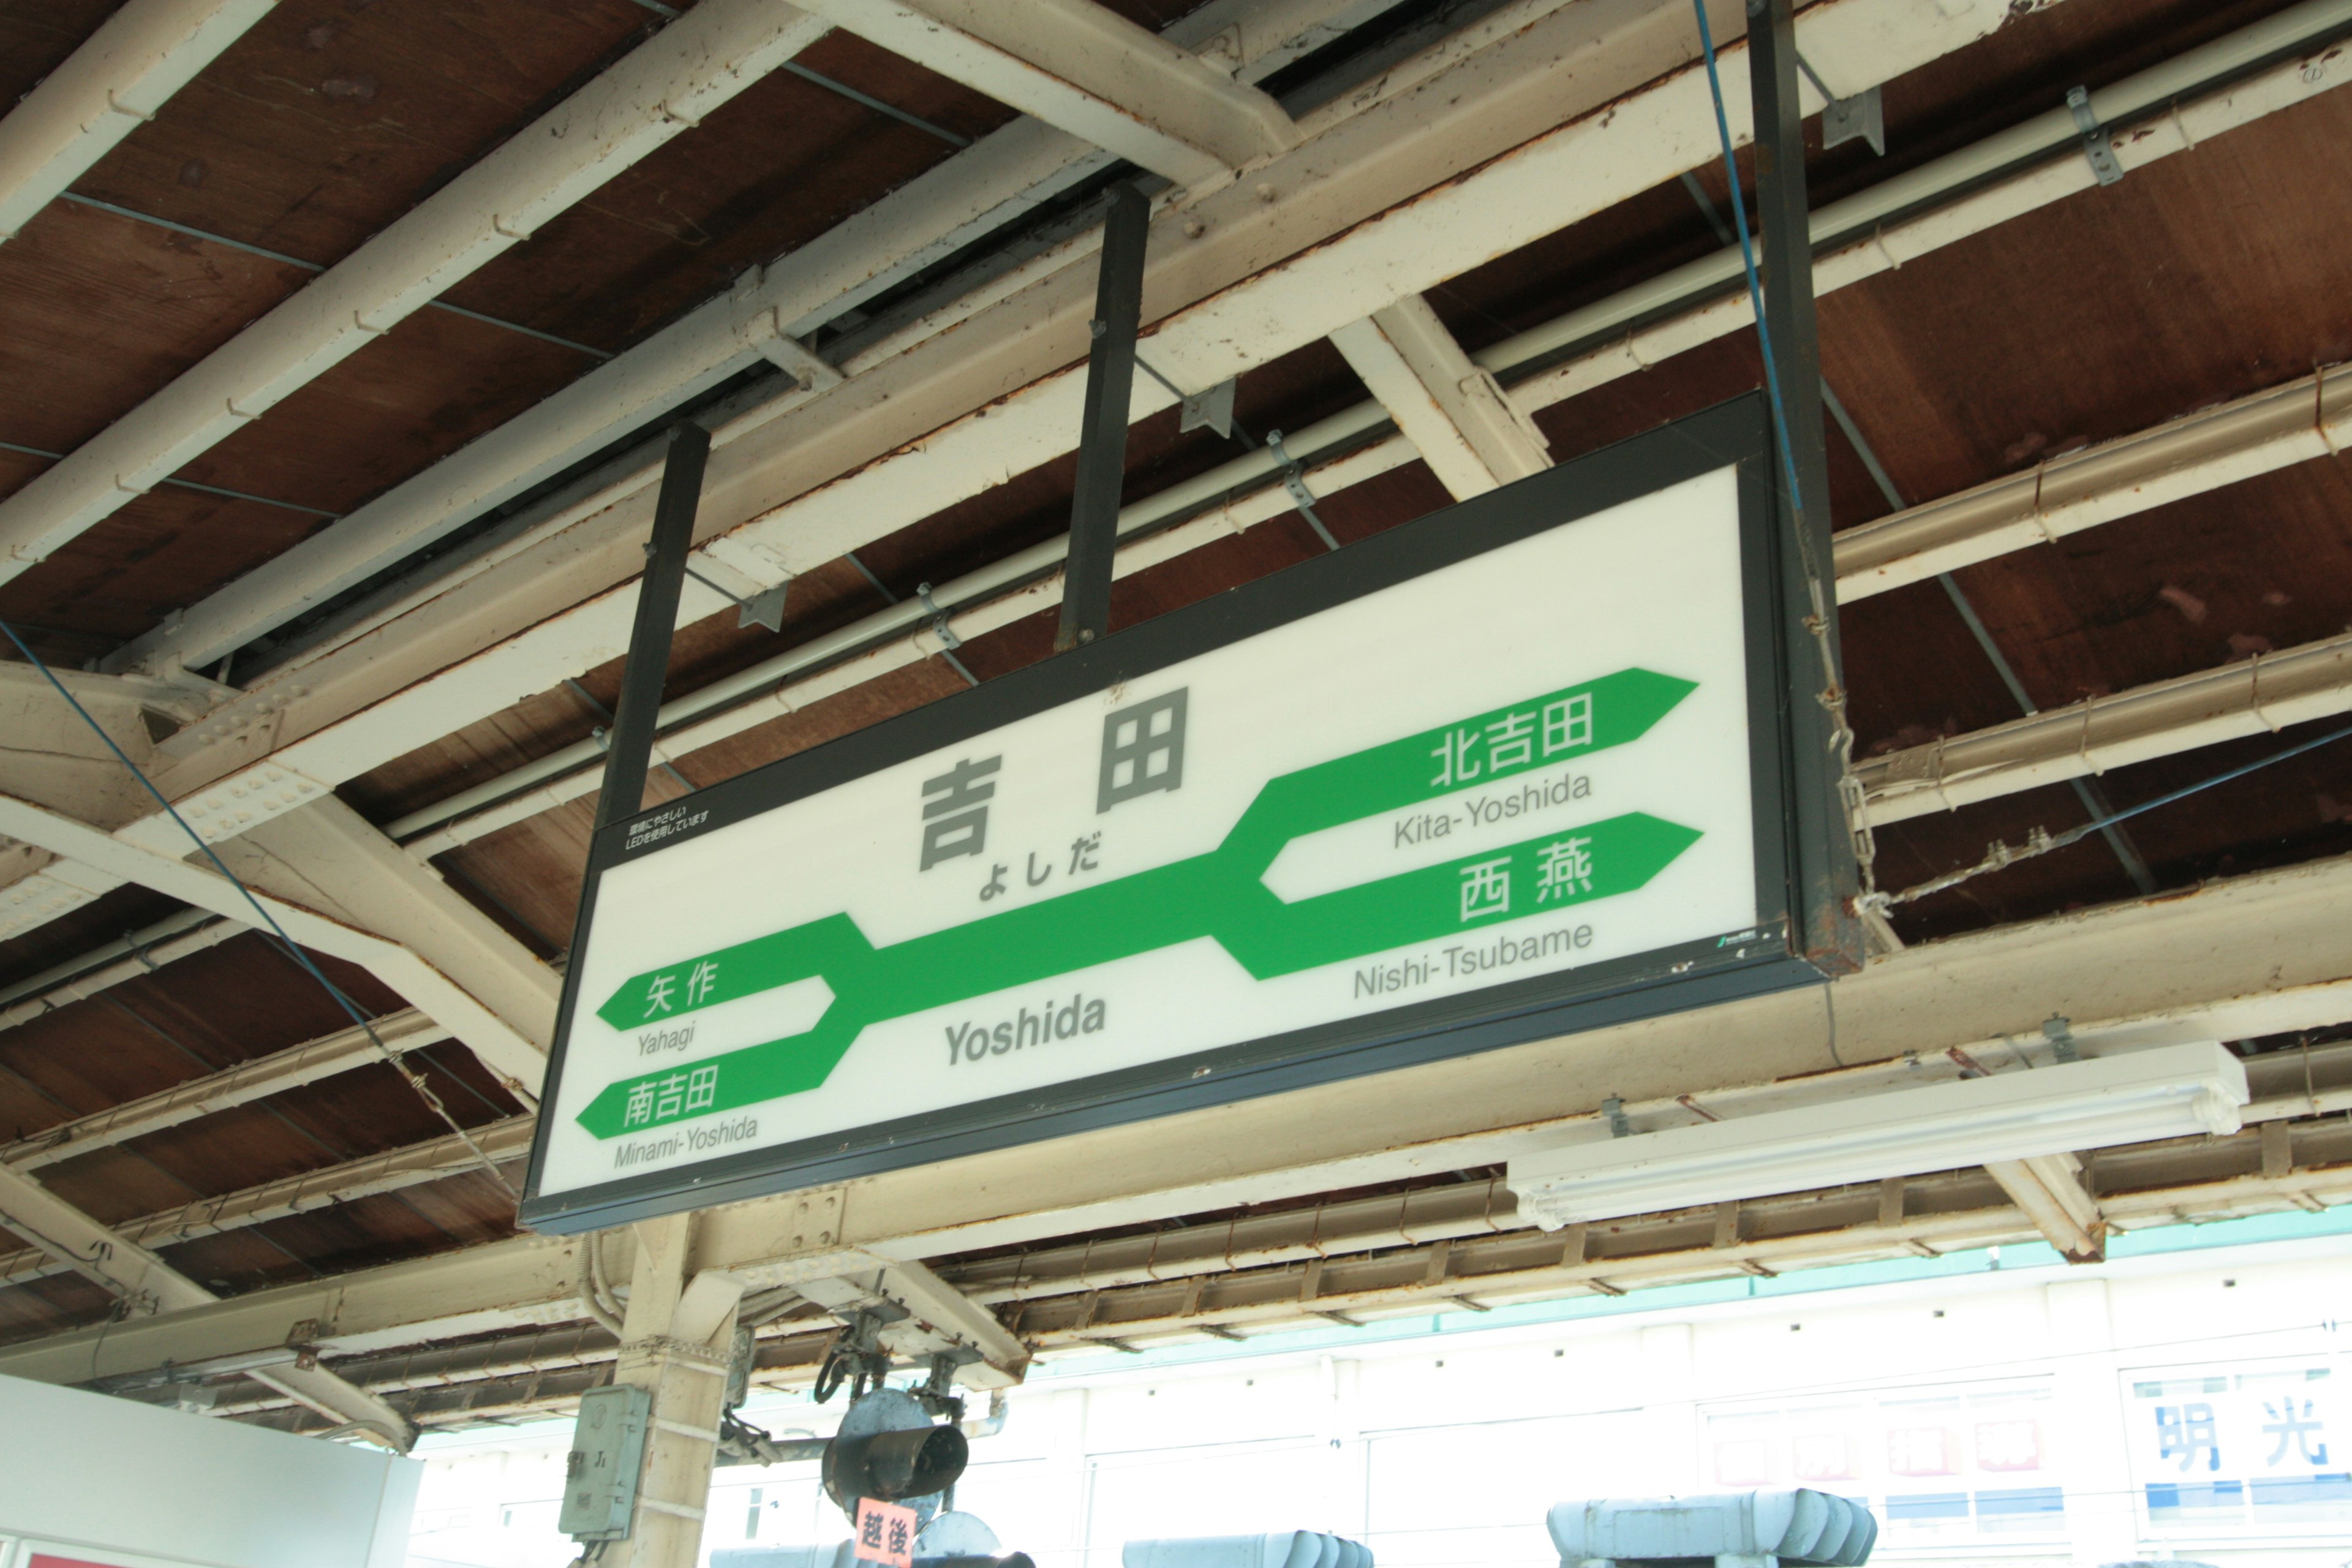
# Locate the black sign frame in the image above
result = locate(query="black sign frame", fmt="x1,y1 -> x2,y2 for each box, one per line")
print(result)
519,394 -> 1834,1233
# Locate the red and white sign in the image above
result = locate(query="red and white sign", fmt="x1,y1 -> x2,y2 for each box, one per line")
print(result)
854,1496 -> 919,1568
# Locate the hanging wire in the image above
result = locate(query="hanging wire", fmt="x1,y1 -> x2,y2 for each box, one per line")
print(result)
1880,715 -> 2352,908
1688,0 -> 1882,917
0,617 -> 520,1198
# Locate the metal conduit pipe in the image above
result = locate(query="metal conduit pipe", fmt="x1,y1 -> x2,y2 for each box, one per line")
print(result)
0,908 -> 236,1032
382,1 -> 2352,850
0,0 -> 279,243
1480,0 -> 2352,374
382,390 -> 1389,842
1859,626 -> 2352,826
0,1008 -> 448,1171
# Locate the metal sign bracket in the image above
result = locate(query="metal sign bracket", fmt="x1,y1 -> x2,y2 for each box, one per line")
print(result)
2067,86 -> 2126,186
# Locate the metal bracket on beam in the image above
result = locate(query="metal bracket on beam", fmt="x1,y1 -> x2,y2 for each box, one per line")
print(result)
1264,430 -> 1339,552
693,565 -> 788,633
1603,1096 -> 1634,1138
1796,53 -> 1882,156
1180,377 -> 1237,439
2067,86 -> 2125,186
644,543 -> 789,634
914,582 -> 962,651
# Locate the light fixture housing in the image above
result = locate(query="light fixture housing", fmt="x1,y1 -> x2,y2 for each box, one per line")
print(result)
1506,1042 -> 2247,1229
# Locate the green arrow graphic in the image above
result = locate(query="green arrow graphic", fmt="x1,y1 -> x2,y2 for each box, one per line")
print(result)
578,668 -> 1700,1139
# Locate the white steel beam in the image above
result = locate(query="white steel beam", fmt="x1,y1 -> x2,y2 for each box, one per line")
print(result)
37,0 -> 2334,918
0,660 -> 228,830
1858,627 -> 2352,827
792,0 -> 1298,187
0,1009 -> 445,1172
1329,294 -> 1550,498
1835,365 -> 2352,598
399,337 -> 2352,858
0,1161 -> 415,1447
190,1148 -> 2352,1427
10,846 -> 2350,1388
0,1161 -> 209,1312
217,796 -> 557,1090
0,910 -> 240,1034
0,791 -> 551,1094
1984,1154 -> 2105,1263
0,0 -> 276,243
794,1257 -> 1029,1386
0,0 -> 834,586
89,0 -> 1971,866
107,0 -> 1368,682
0,1114 -> 533,1290
47,0 -> 2334,949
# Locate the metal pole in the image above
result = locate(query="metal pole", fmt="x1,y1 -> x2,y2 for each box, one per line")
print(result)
1747,0 -> 1863,971
1055,183 -> 1150,652
595,422 -> 710,831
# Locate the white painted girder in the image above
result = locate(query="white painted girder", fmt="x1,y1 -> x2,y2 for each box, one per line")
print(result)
794,0 -> 1298,187
0,0 -> 277,243
0,660 -> 226,826
8,0 -> 2332,970
0,1160 -> 417,1447
1834,364 -> 2352,598
1329,294 -> 1550,498
0,0 -> 835,586
221,795 -> 558,1082
794,1257 -> 1030,1385
1858,626 -> 2352,827
111,0 -> 1377,680
1984,1154 -> 2105,1262
99,0 -> 1971,859
0,791 -> 551,1093
8,846 -> 2342,1389
0,910 -> 239,1033
0,1008 -> 445,1170
0,1161 -> 209,1311
10,1 -> 2337,1000
0,1114 -> 533,1290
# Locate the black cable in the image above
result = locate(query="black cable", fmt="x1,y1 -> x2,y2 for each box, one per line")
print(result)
0,618 -> 518,1197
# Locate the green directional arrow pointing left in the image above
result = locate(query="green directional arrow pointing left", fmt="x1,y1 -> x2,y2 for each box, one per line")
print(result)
577,668 -> 1703,1140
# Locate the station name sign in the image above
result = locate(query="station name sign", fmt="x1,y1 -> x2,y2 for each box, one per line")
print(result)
520,399 -> 1828,1231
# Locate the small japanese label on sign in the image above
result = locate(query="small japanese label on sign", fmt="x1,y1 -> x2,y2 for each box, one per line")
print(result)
1433,692 -> 1596,789
855,1497 -> 918,1568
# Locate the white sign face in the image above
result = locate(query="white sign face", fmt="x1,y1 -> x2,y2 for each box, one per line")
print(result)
526,447 -> 1796,1224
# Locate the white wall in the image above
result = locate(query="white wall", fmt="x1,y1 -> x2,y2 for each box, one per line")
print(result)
0,1374 -> 418,1568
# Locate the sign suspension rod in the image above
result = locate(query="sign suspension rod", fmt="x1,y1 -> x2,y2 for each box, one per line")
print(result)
1746,0 -> 1864,971
1055,182 -> 1150,653
595,421 -> 712,832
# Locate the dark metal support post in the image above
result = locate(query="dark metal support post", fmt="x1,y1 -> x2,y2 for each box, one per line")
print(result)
1748,0 -> 1864,972
1055,183 -> 1150,652
595,422 -> 710,831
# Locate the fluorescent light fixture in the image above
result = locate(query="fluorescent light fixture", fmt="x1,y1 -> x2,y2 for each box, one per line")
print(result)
1506,1042 -> 2248,1229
